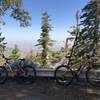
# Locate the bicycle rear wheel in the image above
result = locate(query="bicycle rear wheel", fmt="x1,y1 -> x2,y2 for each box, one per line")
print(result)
86,64 -> 100,87
54,65 -> 74,86
0,67 -> 8,84
21,65 -> 36,84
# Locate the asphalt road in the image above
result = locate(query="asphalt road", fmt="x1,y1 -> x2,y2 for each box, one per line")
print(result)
0,78 -> 100,100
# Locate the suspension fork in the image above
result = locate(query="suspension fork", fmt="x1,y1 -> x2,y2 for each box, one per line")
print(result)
5,64 -> 13,73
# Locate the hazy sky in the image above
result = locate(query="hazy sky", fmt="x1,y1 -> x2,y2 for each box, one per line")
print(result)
1,0 -> 90,47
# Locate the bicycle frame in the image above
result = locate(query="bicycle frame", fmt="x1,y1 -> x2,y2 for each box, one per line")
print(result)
3,58 -> 25,76
68,58 -> 91,77
3,60 -> 14,72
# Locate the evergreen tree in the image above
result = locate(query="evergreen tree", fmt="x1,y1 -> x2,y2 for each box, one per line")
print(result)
69,1 -> 100,64
67,25 -> 81,64
0,32 -> 6,64
36,12 -> 54,67
34,53 -> 42,66
0,0 -> 31,27
0,32 -> 6,54
26,49 -> 36,61
10,44 -> 21,61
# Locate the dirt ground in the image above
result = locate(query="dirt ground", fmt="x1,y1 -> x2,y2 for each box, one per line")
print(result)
0,78 -> 100,100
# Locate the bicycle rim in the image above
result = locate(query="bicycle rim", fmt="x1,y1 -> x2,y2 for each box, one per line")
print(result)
86,66 -> 100,87
54,65 -> 73,86
0,67 -> 8,84
22,65 -> 36,84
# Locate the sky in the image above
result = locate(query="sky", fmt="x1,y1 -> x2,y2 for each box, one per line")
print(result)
1,0 -> 90,49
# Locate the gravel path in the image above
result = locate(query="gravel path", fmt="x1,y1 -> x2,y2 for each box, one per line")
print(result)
0,78 -> 100,100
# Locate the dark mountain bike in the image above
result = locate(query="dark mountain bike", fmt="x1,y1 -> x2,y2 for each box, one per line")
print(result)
54,55 -> 100,87
0,54 -> 36,84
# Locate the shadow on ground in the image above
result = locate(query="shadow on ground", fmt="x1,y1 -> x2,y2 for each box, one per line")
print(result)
0,78 -> 100,100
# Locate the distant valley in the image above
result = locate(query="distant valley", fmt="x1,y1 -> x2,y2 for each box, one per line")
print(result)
6,40 -> 65,53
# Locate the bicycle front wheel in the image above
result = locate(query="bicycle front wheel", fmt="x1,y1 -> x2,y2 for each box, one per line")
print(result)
0,67 -> 8,84
86,64 -> 100,87
54,65 -> 74,86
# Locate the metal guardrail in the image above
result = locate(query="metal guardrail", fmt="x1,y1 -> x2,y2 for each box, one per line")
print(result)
36,68 -> 55,77
36,68 -> 85,77
8,67 -> 100,77
34,68 -> 100,78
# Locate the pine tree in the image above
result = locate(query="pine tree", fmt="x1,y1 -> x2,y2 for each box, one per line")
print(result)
36,12 -> 54,67
80,0 -> 99,62
0,0 -> 31,27
69,1 -> 100,64
95,0 -> 100,63
0,32 -> 6,64
10,44 -> 21,61
67,25 -> 81,64
26,49 -> 36,61
0,32 -> 6,54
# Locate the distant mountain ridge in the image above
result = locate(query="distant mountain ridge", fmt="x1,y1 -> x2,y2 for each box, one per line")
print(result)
6,41 -> 65,53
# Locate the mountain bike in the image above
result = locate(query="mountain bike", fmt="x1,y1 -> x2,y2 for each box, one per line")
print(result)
54,55 -> 100,87
0,54 -> 36,84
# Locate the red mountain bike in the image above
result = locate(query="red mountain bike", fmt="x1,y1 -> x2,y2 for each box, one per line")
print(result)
0,54 -> 36,84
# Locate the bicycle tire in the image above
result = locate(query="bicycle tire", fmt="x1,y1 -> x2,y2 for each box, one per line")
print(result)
18,65 -> 36,84
54,65 -> 74,86
86,64 -> 100,87
0,66 -> 8,84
